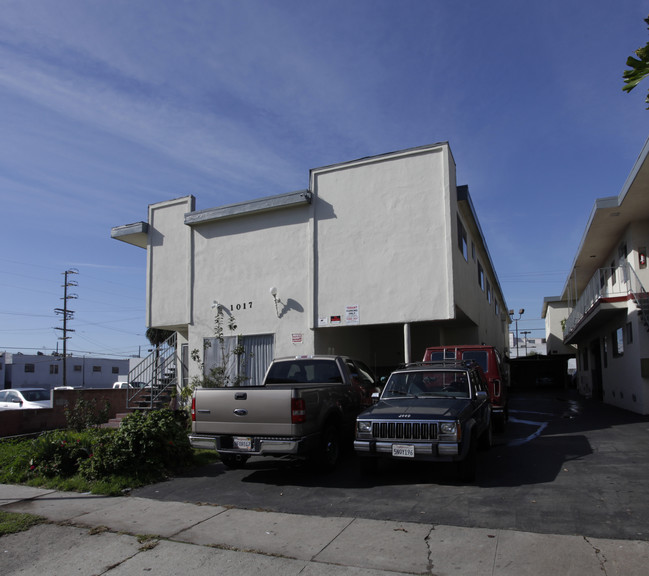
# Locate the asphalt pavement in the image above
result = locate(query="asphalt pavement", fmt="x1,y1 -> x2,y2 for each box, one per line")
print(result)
2,482 -> 649,575
3,389 -> 649,574
132,389 -> 649,541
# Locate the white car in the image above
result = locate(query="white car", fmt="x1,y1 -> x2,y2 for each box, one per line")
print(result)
0,388 -> 51,410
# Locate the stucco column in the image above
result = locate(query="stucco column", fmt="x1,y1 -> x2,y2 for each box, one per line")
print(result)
404,323 -> 411,364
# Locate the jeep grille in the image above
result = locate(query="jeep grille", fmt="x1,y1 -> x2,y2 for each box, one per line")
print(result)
372,421 -> 438,440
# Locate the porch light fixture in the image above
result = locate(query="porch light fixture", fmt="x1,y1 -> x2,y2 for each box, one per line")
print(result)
270,286 -> 280,317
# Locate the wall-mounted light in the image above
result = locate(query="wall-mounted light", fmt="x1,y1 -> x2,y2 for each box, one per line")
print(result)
270,286 -> 280,317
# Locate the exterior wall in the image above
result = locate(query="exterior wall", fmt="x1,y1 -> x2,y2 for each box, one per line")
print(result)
575,310 -> 649,415
148,196 -> 195,330
1,353 -> 129,390
544,300 -> 577,356
189,204 -> 314,371
311,146 -> 453,326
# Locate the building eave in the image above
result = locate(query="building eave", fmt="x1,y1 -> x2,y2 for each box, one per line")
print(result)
184,189 -> 312,226
110,222 -> 149,248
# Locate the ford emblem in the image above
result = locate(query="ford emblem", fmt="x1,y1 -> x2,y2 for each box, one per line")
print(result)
233,408 -> 248,416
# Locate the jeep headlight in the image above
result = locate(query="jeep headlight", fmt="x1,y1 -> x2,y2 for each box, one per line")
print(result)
357,420 -> 372,435
439,421 -> 459,440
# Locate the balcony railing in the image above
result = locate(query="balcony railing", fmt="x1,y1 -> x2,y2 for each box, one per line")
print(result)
564,264 -> 646,338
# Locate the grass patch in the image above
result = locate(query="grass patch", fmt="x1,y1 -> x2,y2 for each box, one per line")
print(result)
0,510 -> 45,536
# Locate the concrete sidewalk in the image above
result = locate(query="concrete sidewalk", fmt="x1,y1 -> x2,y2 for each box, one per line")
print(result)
1,484 -> 647,575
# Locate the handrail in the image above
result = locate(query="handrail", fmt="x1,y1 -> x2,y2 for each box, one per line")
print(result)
127,333 -> 179,409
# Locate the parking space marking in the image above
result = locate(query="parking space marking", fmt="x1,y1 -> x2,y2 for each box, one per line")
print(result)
506,416 -> 549,447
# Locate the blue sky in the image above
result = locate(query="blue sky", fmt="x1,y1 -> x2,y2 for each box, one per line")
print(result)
1,0 -> 648,359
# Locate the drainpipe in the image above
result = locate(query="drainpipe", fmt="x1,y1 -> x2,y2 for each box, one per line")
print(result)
404,323 -> 411,364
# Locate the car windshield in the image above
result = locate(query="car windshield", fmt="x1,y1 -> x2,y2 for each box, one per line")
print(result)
382,371 -> 469,399
461,350 -> 488,372
21,390 -> 50,401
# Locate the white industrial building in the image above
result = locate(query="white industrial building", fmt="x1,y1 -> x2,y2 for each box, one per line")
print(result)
112,143 -> 509,386
0,352 -> 130,390
544,138 -> 649,415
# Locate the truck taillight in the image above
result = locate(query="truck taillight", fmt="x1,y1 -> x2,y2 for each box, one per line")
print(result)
292,398 -> 306,423
191,397 -> 196,421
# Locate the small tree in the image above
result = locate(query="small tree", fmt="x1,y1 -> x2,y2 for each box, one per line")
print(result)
190,306 -> 250,388
623,15 -> 649,108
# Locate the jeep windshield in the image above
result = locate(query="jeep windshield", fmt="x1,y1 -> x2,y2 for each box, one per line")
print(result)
382,370 -> 470,399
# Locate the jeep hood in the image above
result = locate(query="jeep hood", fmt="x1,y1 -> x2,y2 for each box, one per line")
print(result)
359,397 -> 472,420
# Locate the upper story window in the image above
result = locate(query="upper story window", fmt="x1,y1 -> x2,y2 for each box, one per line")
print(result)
477,261 -> 484,291
24,364 -> 35,373
92,366 -> 102,373
612,327 -> 624,357
457,216 -> 468,261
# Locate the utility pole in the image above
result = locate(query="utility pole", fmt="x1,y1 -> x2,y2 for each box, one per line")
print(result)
54,269 -> 78,387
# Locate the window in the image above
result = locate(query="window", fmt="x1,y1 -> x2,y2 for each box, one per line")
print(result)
112,367 -> 119,374
486,280 -> 492,303
612,328 -> 624,357
627,322 -> 633,345
24,364 -> 35,373
471,241 -> 475,261
92,366 -> 102,373
611,261 -> 616,285
49,364 -> 59,375
495,300 -> 500,316
73,365 -> 82,372
457,216 -> 468,261
477,261 -> 484,291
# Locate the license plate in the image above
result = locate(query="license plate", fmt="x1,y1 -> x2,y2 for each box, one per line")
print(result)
233,436 -> 252,451
392,444 -> 415,458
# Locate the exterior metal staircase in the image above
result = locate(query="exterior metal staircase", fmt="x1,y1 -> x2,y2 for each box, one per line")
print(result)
126,332 -> 179,410
632,290 -> 649,332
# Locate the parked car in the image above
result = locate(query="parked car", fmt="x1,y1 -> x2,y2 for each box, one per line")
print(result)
0,388 -> 51,410
354,361 -> 492,481
423,345 -> 509,431
112,381 -> 148,389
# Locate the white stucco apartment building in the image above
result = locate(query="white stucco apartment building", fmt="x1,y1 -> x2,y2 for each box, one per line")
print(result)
544,138 -> 649,415
112,143 -> 509,385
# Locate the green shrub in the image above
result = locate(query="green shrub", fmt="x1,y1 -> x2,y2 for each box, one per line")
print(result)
79,409 -> 192,481
28,429 -> 109,479
65,396 -> 111,431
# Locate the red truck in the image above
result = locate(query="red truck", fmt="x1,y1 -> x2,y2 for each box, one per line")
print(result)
422,345 -> 509,431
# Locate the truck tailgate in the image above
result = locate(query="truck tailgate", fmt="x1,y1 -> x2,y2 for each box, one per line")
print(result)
193,387 -> 296,436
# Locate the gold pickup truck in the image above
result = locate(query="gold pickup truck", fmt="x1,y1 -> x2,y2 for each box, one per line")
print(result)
189,355 -> 378,470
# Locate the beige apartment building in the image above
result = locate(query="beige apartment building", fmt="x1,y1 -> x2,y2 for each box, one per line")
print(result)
112,143 -> 509,386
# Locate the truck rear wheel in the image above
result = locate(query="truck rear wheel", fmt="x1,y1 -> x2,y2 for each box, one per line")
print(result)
314,423 -> 341,472
220,453 -> 250,469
